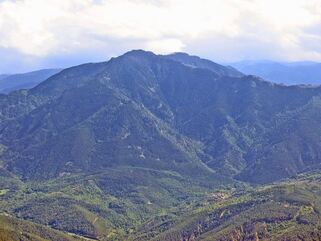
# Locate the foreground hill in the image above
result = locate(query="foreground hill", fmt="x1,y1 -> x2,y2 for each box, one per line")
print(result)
0,167 -> 218,240
0,214 -> 83,241
133,172 -> 321,241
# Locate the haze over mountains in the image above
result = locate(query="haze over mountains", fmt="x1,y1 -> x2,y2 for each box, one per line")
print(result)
1,50 -> 321,240
0,69 -> 62,93
231,60 -> 321,85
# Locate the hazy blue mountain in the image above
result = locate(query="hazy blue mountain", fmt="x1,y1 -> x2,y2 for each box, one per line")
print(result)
231,60 -> 321,85
0,74 -> 9,80
0,69 -> 62,93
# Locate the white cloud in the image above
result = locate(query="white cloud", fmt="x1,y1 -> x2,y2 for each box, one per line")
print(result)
0,0 -> 320,72
146,38 -> 185,53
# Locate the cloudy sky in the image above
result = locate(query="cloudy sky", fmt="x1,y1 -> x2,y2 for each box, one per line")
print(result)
0,0 -> 321,73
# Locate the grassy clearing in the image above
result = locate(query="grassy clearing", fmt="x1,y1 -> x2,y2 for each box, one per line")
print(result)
0,189 -> 9,196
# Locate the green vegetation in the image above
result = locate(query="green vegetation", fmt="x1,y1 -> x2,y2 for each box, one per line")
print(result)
3,170 -> 321,240
0,214 -> 83,241
0,167 -> 228,240
0,190 -> 8,196
131,172 -> 321,241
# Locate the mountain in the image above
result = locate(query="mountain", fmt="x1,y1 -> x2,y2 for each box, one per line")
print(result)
0,74 -> 9,81
1,50 -> 321,240
166,52 -> 243,77
1,50 -> 321,183
231,60 -> 321,85
0,69 -> 62,93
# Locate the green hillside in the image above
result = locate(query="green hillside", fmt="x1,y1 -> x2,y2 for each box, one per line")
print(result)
132,172 -> 321,241
0,214 -> 83,241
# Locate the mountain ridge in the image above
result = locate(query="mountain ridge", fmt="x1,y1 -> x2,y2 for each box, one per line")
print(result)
1,50 -> 321,184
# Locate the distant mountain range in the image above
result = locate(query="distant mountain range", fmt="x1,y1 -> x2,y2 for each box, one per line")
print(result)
231,60 -> 321,85
1,50 -> 321,240
0,69 -> 62,93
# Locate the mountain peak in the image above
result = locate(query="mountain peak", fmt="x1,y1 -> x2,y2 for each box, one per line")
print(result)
121,49 -> 156,58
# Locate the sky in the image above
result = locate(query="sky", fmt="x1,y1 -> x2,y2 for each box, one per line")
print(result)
0,0 -> 321,73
